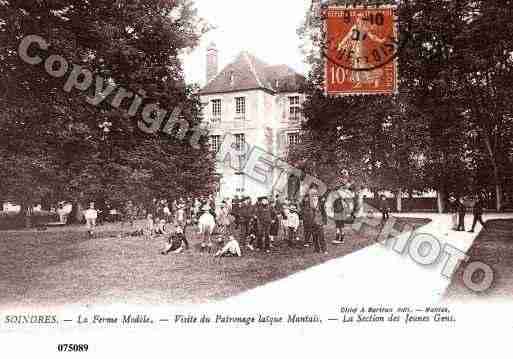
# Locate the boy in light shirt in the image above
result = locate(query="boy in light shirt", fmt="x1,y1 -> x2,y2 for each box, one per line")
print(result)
83,202 -> 98,237
215,235 -> 242,257
286,204 -> 300,248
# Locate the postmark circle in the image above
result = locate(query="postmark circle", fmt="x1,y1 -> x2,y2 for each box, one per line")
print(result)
321,3 -> 410,72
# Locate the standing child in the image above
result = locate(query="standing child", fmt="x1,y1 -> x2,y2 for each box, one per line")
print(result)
280,201 -> 290,242
175,203 -> 186,230
269,204 -> 280,247
144,213 -> 154,239
83,202 -> 98,238
286,204 -> 300,248
332,195 -> 346,245
246,215 -> 259,251
216,202 -> 231,236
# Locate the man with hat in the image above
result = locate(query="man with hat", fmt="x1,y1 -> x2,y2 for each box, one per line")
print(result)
239,196 -> 252,244
256,196 -> 272,253
332,192 -> 347,245
302,186 -> 328,254
286,203 -> 300,247
231,196 -> 241,229
301,194 -> 313,247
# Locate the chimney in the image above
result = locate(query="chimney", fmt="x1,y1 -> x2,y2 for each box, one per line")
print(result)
206,42 -> 218,84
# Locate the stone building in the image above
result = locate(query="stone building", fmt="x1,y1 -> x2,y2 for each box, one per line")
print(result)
199,43 -> 306,200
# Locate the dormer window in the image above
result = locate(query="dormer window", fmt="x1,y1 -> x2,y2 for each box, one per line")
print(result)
228,71 -> 235,86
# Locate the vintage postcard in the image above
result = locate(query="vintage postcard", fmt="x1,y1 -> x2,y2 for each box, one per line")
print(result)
1,0 -> 512,357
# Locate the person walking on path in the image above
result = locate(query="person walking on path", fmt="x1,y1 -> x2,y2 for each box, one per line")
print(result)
449,196 -> 467,232
456,197 -> 467,231
469,195 -> 487,233
378,195 -> 390,222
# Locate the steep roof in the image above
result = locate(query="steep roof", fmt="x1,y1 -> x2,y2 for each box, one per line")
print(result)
199,51 -> 305,95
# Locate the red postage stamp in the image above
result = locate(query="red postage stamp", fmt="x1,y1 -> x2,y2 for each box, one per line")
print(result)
324,6 -> 399,96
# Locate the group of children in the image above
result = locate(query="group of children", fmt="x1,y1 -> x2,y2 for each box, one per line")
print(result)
135,194 -> 329,258
82,189 -> 351,258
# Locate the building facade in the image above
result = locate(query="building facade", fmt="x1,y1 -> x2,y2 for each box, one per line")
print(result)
199,44 -> 306,200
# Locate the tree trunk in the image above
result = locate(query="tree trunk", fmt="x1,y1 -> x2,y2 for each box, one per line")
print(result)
496,183 -> 502,212
67,201 -> 84,224
437,190 -> 445,214
483,135 -> 502,212
19,202 -> 33,228
396,189 -> 403,213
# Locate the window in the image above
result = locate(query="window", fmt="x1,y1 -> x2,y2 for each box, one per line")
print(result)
288,132 -> 300,146
289,96 -> 300,106
289,96 -> 301,121
210,135 -> 221,153
211,99 -> 222,121
235,97 -> 246,119
234,133 -> 245,151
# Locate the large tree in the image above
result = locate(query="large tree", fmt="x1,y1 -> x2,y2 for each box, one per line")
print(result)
294,0 -> 513,212
0,0 -> 217,223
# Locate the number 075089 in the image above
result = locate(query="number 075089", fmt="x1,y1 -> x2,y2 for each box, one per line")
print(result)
57,344 -> 89,352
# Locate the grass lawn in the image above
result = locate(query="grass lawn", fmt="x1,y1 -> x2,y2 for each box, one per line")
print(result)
0,218 -> 429,308
0,211 -> 59,230
445,219 -> 513,301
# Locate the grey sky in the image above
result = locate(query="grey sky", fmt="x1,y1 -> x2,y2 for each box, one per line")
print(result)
182,0 -> 312,87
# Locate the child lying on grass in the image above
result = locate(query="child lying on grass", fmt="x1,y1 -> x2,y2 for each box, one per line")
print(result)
215,235 -> 242,257
161,227 -> 189,255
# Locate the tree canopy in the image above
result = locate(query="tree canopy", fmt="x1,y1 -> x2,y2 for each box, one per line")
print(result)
294,0 -> 513,211
0,0 -> 217,216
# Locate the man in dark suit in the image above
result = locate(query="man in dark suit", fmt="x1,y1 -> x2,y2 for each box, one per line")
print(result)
301,194 -> 312,247
469,195 -> 487,233
256,196 -> 272,253
456,198 -> 466,231
332,194 -> 346,245
302,187 -> 328,254
239,197 -> 251,244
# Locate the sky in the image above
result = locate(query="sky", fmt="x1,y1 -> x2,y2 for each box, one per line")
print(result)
182,0 -> 312,87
